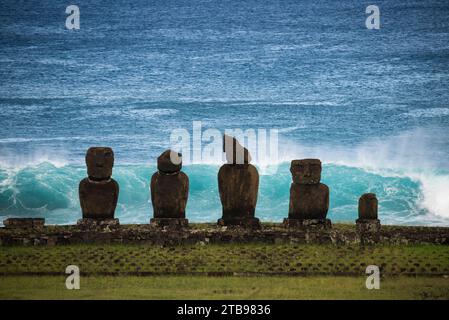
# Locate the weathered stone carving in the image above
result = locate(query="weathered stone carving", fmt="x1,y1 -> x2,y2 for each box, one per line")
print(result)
284,159 -> 331,228
356,193 -> 381,236
290,159 -> 322,185
358,193 -> 378,220
150,150 -> 189,227
217,135 -> 260,228
79,147 -> 119,222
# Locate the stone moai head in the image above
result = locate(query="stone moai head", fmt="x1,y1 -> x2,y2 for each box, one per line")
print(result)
290,159 -> 322,184
223,134 -> 251,165
157,150 -> 182,173
358,193 -> 378,220
86,147 -> 114,180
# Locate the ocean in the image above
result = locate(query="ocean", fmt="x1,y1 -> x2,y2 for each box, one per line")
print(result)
1,0 -> 449,226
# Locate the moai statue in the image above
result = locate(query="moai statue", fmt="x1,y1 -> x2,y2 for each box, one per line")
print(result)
356,193 -> 381,235
150,150 -> 189,227
78,147 -> 119,227
283,159 -> 331,228
217,135 -> 260,228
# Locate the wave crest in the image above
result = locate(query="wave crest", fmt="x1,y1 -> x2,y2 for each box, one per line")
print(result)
0,161 -> 447,226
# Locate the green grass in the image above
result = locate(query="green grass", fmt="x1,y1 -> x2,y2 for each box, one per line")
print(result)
1,243 -> 448,299
1,275 -> 448,299
187,222 -> 357,231
1,243 -> 448,276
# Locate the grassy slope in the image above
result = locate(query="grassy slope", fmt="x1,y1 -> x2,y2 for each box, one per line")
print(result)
1,276 -> 448,300
1,243 -> 448,299
1,243 -> 448,276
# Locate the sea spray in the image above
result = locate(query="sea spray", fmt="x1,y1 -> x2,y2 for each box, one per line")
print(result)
1,161 -> 448,226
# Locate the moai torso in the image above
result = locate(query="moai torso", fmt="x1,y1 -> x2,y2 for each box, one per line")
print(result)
151,171 -> 189,218
288,159 -> 329,219
358,193 -> 378,220
289,183 -> 329,219
218,164 -> 259,219
79,178 -> 119,219
79,147 -> 119,219
150,150 -> 189,218
218,135 -> 259,222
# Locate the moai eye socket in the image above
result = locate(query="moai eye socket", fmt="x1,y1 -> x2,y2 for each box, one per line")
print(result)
104,152 -> 112,157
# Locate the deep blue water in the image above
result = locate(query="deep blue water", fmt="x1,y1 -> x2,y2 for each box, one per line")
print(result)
1,0 -> 449,225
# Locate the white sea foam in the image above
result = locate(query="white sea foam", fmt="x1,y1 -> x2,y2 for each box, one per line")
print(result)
75,107 -> 178,120
412,173 -> 449,219
126,108 -> 178,118
0,150 -> 69,170
0,136 -> 88,144
403,108 -> 449,119
277,125 -> 305,133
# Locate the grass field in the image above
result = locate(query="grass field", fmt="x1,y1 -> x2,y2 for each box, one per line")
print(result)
1,243 -> 448,299
1,243 -> 448,276
1,275 -> 449,300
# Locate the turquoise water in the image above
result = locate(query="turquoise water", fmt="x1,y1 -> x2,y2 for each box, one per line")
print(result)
1,0 -> 449,225
0,162 -> 447,226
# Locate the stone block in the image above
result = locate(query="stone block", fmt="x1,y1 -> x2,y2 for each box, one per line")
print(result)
3,218 -> 45,230
150,218 -> 189,228
283,218 -> 332,229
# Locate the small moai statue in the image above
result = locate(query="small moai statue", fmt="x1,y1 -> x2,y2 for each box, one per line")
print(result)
78,147 -> 119,227
150,150 -> 189,227
356,193 -> 381,235
283,159 -> 331,228
217,135 -> 260,228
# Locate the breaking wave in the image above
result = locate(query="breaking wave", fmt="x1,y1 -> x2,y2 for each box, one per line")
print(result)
0,129 -> 448,226
0,163 -> 447,227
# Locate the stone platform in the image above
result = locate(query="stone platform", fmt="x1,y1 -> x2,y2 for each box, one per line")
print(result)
217,217 -> 261,229
150,218 -> 189,228
283,218 -> 332,229
0,222 -> 448,246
